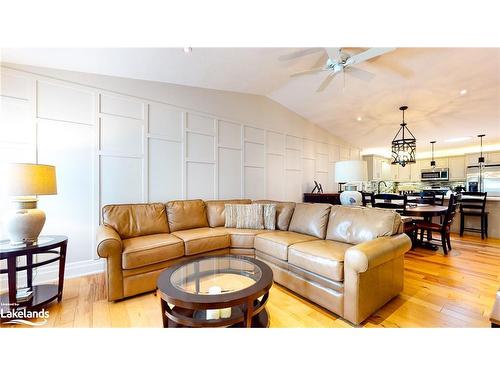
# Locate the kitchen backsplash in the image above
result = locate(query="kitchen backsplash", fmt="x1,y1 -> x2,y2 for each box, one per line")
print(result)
366,180 -> 466,193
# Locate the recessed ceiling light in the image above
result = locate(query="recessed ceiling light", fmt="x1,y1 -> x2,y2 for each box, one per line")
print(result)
460,89 -> 467,95
357,116 -> 362,122
444,136 -> 472,143
183,47 -> 192,54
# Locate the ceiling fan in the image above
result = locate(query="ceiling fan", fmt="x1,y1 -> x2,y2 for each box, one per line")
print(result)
280,47 -> 396,92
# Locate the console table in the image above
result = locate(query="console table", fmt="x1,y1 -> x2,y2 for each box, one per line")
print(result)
0,235 -> 68,321
303,193 -> 341,205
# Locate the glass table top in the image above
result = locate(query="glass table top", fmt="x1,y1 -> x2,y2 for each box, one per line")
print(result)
0,236 -> 55,252
170,256 -> 262,295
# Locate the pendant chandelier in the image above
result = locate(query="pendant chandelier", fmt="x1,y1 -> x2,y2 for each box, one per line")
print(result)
477,134 -> 485,165
430,141 -> 436,169
391,106 -> 416,167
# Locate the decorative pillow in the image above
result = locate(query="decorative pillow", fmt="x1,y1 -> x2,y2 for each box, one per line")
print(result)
261,204 -> 276,230
225,204 -> 264,229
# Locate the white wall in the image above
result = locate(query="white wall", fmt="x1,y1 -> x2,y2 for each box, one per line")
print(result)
0,63 -> 360,283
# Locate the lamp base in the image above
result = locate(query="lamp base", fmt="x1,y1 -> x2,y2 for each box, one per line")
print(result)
5,198 -> 46,245
340,190 -> 363,206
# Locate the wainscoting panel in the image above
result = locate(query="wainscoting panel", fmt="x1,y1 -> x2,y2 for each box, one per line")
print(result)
285,170 -> 302,202
286,135 -> 302,151
244,142 -> 265,167
315,172 -> 329,192
218,120 -> 241,149
267,154 -> 285,200
218,148 -> 242,199
302,158 -> 315,193
100,156 -> 143,205
148,103 -> 183,141
303,139 -> 315,159
148,138 -> 183,202
100,94 -> 144,120
186,132 -> 215,162
266,131 -> 285,155
186,113 -> 215,134
0,95 -> 32,144
244,125 -> 265,144
244,166 -> 265,199
340,146 -> 350,161
187,161 -> 215,200
100,115 -> 143,155
37,81 -> 95,124
37,119 -> 95,264
286,149 -> 301,171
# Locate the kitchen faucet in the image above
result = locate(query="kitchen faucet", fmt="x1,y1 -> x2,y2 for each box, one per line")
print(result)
377,180 -> 388,194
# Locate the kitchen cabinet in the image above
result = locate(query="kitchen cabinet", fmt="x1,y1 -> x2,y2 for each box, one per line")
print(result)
419,157 -> 448,169
488,152 -> 500,164
466,153 -> 485,165
390,163 -> 399,180
363,155 -> 391,181
397,163 -> 411,181
448,156 -> 466,180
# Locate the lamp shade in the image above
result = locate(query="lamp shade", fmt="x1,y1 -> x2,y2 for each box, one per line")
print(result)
335,160 -> 368,182
7,163 -> 57,196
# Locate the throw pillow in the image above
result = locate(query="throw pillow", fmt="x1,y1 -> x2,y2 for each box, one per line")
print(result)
261,204 -> 276,230
225,204 -> 264,229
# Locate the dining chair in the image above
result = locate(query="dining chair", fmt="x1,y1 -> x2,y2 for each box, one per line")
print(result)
414,193 -> 461,255
459,192 -> 488,239
361,192 -> 374,207
372,193 -> 407,213
406,191 -> 436,205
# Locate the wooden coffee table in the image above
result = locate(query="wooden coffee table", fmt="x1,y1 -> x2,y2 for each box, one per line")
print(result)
157,255 -> 273,328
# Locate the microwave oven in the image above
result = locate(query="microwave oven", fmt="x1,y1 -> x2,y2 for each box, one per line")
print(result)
421,168 -> 449,181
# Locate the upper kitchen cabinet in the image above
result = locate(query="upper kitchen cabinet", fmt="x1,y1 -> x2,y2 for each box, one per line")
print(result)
420,157 -> 448,169
410,160 -> 421,181
448,156 -> 466,180
487,152 -> 500,164
397,163 -> 411,181
363,155 -> 391,181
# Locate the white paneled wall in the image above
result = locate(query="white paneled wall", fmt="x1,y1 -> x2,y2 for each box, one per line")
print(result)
0,66 -> 360,282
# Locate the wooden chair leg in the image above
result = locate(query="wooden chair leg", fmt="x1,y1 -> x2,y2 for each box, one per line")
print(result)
446,233 -> 452,251
485,214 -> 488,238
481,215 -> 485,240
460,214 -> 464,236
441,234 -> 448,255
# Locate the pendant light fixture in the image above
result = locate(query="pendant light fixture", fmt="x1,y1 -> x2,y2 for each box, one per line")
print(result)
391,106 -> 416,167
430,141 -> 436,169
478,134 -> 485,165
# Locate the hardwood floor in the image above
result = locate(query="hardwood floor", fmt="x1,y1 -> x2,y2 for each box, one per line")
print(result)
2,234 -> 499,328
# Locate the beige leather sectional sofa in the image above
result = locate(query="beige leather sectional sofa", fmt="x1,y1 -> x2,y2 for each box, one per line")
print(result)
97,199 -> 411,325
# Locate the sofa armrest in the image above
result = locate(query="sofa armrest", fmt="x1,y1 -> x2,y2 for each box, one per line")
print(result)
343,233 -> 411,325
345,234 -> 411,273
96,224 -> 122,258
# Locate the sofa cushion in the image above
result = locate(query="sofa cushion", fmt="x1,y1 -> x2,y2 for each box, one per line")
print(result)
224,228 -> 270,248
254,231 -> 317,261
288,240 -> 351,282
326,205 -> 403,245
253,200 -> 296,230
288,203 -> 331,239
102,203 -> 169,239
205,199 -> 252,227
166,199 -> 209,232
122,233 -> 184,270
171,227 -> 230,256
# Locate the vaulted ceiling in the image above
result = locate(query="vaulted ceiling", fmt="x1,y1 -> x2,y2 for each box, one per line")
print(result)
2,47 -> 499,154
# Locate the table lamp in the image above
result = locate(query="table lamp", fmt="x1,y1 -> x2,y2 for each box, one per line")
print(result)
5,163 -> 57,244
334,160 -> 367,206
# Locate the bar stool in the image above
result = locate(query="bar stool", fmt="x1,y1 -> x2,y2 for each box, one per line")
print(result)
460,192 -> 488,239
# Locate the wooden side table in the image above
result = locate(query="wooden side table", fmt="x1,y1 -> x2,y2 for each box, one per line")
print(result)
0,236 -> 68,321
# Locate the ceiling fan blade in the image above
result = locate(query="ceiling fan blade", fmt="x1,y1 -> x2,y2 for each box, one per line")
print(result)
346,47 -> 396,66
278,48 -> 324,61
290,67 -> 327,78
347,66 -> 376,82
311,51 -> 328,69
316,73 -> 336,92
325,48 -> 341,62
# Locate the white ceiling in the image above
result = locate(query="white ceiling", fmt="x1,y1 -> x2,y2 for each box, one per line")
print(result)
2,47 -> 499,154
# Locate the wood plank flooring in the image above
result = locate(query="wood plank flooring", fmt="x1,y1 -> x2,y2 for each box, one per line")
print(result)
2,234 -> 499,328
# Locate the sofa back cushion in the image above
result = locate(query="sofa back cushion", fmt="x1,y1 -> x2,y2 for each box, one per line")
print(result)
166,199 -> 209,232
205,199 -> 252,227
326,205 -> 403,245
288,203 -> 331,239
102,203 -> 169,239
253,200 -> 296,230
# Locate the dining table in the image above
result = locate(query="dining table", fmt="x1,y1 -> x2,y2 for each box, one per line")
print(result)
402,204 -> 448,250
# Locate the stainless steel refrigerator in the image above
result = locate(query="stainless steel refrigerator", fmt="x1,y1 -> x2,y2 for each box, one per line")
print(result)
466,164 -> 500,196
